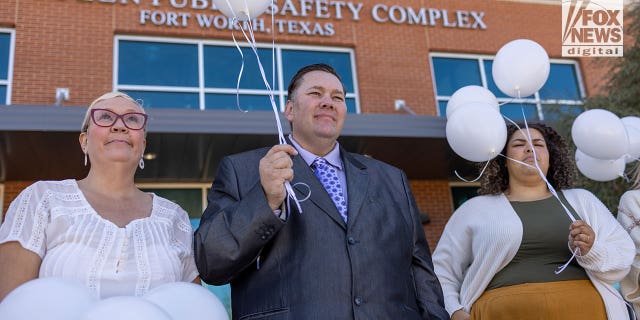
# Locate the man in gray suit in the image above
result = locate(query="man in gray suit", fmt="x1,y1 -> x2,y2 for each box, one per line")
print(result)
194,64 -> 448,320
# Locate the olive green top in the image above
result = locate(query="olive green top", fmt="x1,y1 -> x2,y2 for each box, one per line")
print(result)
486,194 -> 588,290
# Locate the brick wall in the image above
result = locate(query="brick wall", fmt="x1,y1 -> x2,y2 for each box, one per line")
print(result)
0,1 -> 612,109
2,181 -> 32,219
411,180 -> 453,251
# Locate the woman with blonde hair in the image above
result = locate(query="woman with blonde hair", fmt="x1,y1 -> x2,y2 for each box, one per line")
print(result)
618,163 -> 640,317
0,92 -> 198,301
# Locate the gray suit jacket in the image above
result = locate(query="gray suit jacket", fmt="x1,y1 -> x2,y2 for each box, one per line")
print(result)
194,145 -> 448,320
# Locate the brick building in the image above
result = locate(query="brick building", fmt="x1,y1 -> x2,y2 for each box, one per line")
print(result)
0,0 -> 613,251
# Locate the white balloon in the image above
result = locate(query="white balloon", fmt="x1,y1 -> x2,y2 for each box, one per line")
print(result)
80,296 -> 171,320
0,278 -> 96,320
446,103 -> 507,162
622,116 -> 640,132
213,0 -> 271,21
144,282 -> 229,320
492,39 -> 550,98
625,124 -> 640,163
446,85 -> 499,118
571,109 -> 628,160
575,149 -> 625,182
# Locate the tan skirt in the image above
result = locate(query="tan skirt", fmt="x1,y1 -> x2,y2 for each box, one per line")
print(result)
470,280 -> 607,320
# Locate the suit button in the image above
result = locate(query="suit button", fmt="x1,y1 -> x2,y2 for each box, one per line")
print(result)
354,297 -> 363,305
260,234 -> 268,240
267,226 -> 275,233
347,237 -> 356,245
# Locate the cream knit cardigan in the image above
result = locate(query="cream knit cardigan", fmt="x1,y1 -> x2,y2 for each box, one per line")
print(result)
618,189 -> 640,318
434,189 -> 633,320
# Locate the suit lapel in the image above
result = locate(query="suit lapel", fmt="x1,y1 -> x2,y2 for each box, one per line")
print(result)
342,151 -> 369,227
291,154 -> 347,229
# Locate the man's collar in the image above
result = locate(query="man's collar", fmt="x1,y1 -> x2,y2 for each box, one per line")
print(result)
288,134 -> 342,169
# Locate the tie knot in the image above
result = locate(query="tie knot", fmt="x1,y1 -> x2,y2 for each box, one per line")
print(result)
312,157 -> 329,169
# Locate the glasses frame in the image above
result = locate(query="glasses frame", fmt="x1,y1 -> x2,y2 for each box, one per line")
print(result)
90,108 -> 148,131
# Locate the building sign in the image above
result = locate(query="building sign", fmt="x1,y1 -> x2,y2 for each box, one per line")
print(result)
562,0 -> 623,57
81,0 -> 487,37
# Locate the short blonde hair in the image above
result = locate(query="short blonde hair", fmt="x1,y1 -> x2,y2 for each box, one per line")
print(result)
631,162 -> 640,190
81,91 -> 145,133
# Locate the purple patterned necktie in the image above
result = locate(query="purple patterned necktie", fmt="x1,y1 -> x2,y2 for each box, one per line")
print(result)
312,158 -> 348,222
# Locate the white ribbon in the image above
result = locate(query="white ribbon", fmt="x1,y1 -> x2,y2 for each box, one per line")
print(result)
223,0 -> 307,213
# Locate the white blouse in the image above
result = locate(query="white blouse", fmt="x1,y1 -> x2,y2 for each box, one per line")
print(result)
0,180 -> 199,299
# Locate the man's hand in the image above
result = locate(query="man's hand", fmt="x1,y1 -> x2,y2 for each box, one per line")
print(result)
259,144 -> 298,210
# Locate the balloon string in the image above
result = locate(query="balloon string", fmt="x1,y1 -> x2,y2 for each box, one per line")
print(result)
503,112 -> 577,223
240,4 -> 304,211
292,182 -> 311,202
225,0 -> 306,213
555,245 -> 579,274
230,31 -> 248,113
504,103 -> 579,275
271,3 -> 276,95
454,160 -> 491,183
498,96 -> 517,106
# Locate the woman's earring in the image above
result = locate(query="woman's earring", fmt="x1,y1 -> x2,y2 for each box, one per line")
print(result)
139,158 -> 145,170
84,153 -> 88,166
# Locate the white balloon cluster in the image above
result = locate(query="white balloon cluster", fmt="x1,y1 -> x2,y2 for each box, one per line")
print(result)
213,0 -> 271,21
0,278 -> 229,320
572,109 -> 639,182
446,39 -> 550,163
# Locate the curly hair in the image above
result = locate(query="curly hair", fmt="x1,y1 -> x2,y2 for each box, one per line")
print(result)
478,123 -> 575,195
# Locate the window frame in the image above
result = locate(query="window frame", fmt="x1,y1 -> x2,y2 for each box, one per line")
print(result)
135,182 -> 210,217
0,28 -> 15,105
429,52 -> 586,120
448,181 -> 481,210
114,35 -> 360,113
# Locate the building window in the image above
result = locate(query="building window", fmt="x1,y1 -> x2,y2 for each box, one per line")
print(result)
0,29 -> 15,105
115,36 -> 359,113
430,53 -> 585,122
449,183 -> 479,210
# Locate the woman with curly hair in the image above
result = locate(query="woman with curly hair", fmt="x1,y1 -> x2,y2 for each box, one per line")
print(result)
433,123 -> 633,320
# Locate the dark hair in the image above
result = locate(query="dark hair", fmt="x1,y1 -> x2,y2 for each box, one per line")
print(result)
287,63 -> 346,98
478,122 -> 574,195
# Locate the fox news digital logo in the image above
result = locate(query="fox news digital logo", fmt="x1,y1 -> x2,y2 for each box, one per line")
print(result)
562,0 -> 623,57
